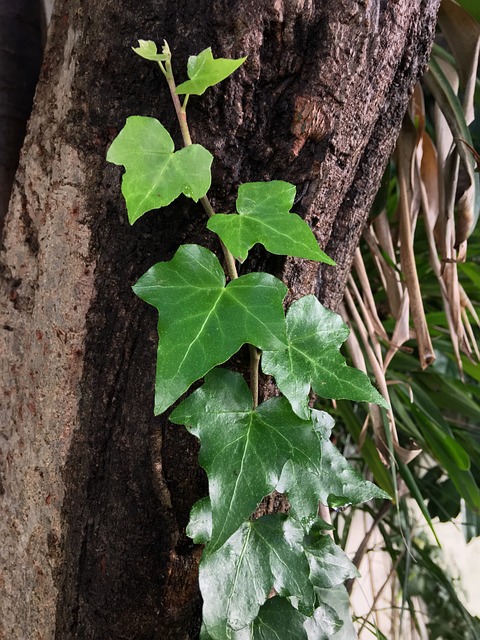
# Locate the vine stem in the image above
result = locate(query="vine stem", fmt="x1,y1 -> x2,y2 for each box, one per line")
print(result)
160,52 -> 260,406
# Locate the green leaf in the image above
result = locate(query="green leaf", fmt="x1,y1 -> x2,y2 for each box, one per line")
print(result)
278,410 -> 389,521
186,497 -> 212,544
199,515 -> 314,638
207,182 -> 335,264
304,533 -> 359,589
132,39 -> 167,62
176,47 -> 246,95
455,0 -> 480,21
134,245 -> 287,415
246,597 -> 341,640
248,597 -> 310,640
107,116 -> 213,223
314,586 -> 357,640
171,368 -> 320,551
262,296 -> 389,420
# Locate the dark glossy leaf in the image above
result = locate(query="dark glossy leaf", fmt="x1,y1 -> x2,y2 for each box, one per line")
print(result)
200,515 -> 313,638
187,497 -> 212,544
171,369 -> 321,551
207,181 -> 334,263
304,534 -> 359,589
249,598 -> 309,640
315,586 -> 357,640
176,47 -> 246,95
135,245 -> 287,414
277,410 -> 389,523
107,116 -> 213,222
262,296 -> 388,420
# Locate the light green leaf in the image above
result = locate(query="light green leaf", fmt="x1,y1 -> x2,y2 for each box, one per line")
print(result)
278,410 -> 389,520
207,182 -> 335,263
107,116 -> 213,223
171,368 -> 320,552
200,516 -> 314,639
134,245 -> 287,415
132,39 -> 167,62
176,47 -> 246,96
262,295 -> 389,420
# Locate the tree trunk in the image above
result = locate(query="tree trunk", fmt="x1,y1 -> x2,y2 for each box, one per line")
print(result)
0,1 -> 439,638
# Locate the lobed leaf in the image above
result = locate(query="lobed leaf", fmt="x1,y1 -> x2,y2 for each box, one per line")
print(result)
176,47 -> 246,95
277,410 -> 389,522
313,586 -> 357,640
199,515 -> 314,638
135,245 -> 287,415
132,39 -> 167,62
171,368 -> 320,551
176,370 -> 388,548
262,295 -> 389,420
107,116 -> 213,223
304,533 -> 359,589
207,181 -> 335,263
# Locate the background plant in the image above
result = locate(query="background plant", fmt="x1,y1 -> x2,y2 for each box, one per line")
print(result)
330,1 -> 480,635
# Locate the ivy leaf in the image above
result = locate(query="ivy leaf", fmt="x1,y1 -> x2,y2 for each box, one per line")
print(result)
207,182 -> 335,263
314,586 -> 357,640
176,47 -> 246,95
132,39 -> 167,62
304,533 -> 359,589
186,497 -> 212,544
199,515 -> 314,638
107,116 -> 213,223
248,598 -> 309,640
134,245 -> 287,415
170,368 -> 319,551
277,410 -> 390,522
262,295 -> 389,420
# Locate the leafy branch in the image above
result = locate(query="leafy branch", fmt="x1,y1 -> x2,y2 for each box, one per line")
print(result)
107,39 -> 390,639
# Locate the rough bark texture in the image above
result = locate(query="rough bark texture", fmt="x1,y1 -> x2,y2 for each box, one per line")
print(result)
0,1 -> 439,638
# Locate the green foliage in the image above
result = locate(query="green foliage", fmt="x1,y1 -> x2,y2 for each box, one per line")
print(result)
262,295 -> 389,419
176,47 -> 246,95
171,369 -> 322,551
198,515 -> 314,635
134,245 -> 287,415
106,116 -> 213,223
171,369 -> 388,551
207,181 -> 335,264
132,39 -> 167,62
108,41 -> 390,640
277,410 -> 388,524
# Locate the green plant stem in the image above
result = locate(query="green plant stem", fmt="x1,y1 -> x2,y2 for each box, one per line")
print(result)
163,52 -> 263,404
249,346 -> 260,408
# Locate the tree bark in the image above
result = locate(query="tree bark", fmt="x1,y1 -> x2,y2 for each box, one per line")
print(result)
0,1 -> 439,638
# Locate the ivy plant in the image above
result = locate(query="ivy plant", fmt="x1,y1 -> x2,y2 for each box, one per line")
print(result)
107,39 -> 390,640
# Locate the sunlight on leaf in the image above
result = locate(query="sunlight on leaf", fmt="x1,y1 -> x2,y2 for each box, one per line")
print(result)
107,116 -> 213,223
134,245 -> 287,414
176,47 -> 246,95
207,181 -> 334,264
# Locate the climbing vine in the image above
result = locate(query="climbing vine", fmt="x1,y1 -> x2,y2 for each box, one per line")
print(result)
107,40 -> 390,640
